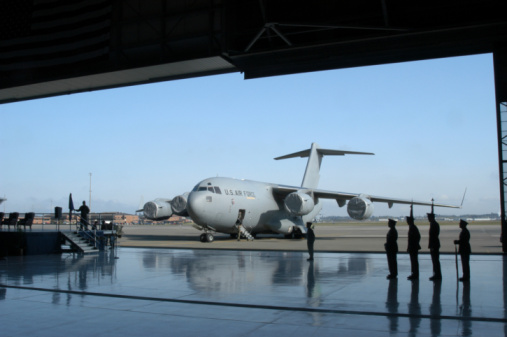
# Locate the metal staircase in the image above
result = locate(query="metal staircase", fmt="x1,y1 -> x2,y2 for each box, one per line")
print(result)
239,226 -> 255,241
61,231 -> 99,254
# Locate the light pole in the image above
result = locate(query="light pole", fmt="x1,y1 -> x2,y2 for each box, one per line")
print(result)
89,173 -> 92,209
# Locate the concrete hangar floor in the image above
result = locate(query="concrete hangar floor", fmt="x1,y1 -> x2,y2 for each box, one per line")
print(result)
1,245 -> 506,336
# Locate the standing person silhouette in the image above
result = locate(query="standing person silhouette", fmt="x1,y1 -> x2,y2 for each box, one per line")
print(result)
385,219 -> 398,279
306,222 -> 315,261
428,203 -> 442,281
454,219 -> 471,282
407,205 -> 421,280
77,201 -> 90,230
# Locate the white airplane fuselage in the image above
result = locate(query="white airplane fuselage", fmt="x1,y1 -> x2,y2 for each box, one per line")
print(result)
187,177 -> 322,235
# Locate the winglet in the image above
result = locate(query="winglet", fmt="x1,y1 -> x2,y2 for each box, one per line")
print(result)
460,187 -> 467,208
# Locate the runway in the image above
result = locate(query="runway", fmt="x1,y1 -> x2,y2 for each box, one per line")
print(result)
1,246 -> 506,336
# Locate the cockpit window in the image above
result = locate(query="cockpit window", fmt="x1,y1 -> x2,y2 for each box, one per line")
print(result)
194,185 -> 222,194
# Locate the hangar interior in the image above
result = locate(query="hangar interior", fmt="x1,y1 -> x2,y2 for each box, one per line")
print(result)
1,0 -> 507,249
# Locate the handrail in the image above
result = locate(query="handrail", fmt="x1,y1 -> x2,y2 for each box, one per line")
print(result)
75,215 -> 98,249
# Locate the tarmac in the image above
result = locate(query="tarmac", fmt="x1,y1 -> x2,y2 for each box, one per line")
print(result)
119,223 -> 503,254
0,223 -> 506,336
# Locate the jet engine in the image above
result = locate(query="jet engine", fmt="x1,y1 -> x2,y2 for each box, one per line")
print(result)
143,198 -> 173,220
171,192 -> 189,216
284,192 -> 315,216
347,195 -> 374,220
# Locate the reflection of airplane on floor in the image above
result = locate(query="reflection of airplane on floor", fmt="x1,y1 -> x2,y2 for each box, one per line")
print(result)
141,143 -> 460,242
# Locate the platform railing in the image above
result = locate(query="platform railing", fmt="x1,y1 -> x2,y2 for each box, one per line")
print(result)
0,212 -> 121,232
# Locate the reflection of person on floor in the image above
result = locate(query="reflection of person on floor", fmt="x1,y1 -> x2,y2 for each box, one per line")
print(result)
408,279 -> 421,336
110,235 -> 115,249
454,219 -> 471,282
386,279 -> 399,332
428,208 -> 442,281
461,280 -> 472,335
407,205 -> 421,281
306,261 -> 316,298
306,261 -> 321,325
306,222 -> 315,261
385,219 -> 398,279
429,279 -> 442,336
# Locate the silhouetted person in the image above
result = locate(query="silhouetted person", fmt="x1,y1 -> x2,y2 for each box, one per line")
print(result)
77,201 -> 90,230
306,222 -> 315,261
235,219 -> 242,241
454,219 -> 471,282
385,219 -> 398,279
407,206 -> 421,280
428,210 -> 442,280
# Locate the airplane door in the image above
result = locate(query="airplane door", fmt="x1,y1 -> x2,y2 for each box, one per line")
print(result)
238,209 -> 254,231
237,209 -> 245,222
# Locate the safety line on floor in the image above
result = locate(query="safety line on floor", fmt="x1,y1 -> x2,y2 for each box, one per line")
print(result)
1,283 -> 505,323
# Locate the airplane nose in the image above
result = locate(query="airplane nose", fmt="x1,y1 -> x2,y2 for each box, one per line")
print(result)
187,191 -> 205,221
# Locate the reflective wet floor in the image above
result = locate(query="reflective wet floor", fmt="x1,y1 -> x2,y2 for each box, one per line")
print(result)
1,248 -> 506,336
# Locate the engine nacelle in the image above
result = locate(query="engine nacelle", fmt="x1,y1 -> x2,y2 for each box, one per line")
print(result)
171,192 -> 189,216
267,218 -> 302,235
143,198 -> 173,220
347,195 -> 374,220
284,192 -> 315,216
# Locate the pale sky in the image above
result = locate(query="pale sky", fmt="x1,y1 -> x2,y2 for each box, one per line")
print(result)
0,53 -> 499,217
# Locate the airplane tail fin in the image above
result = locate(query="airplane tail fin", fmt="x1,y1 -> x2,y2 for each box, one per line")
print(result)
274,143 -> 374,189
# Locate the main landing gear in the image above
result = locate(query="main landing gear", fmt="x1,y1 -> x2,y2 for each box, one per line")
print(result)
199,233 -> 214,243
284,227 -> 305,239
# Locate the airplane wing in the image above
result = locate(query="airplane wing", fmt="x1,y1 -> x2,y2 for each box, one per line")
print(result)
313,188 -> 460,209
272,185 -> 460,209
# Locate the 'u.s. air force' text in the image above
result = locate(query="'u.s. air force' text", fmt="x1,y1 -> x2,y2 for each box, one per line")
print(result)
224,189 -> 256,198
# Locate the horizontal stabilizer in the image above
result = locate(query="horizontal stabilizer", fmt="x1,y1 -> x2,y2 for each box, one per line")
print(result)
274,143 -> 374,189
274,148 -> 373,160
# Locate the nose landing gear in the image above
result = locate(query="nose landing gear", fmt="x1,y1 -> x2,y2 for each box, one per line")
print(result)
199,232 -> 214,243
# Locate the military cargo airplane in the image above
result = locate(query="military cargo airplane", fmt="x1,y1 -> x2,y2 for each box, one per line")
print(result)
141,143 -> 459,242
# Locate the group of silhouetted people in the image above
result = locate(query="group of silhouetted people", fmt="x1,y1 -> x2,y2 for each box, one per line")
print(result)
385,205 -> 471,282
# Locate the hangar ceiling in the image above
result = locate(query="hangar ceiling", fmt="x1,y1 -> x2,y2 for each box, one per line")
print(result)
0,0 -> 506,104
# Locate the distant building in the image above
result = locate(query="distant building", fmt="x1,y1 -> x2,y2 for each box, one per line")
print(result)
30,212 -> 140,225
140,215 -> 188,225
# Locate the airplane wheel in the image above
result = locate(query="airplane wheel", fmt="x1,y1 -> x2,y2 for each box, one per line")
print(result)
206,233 -> 214,243
200,233 -> 207,242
